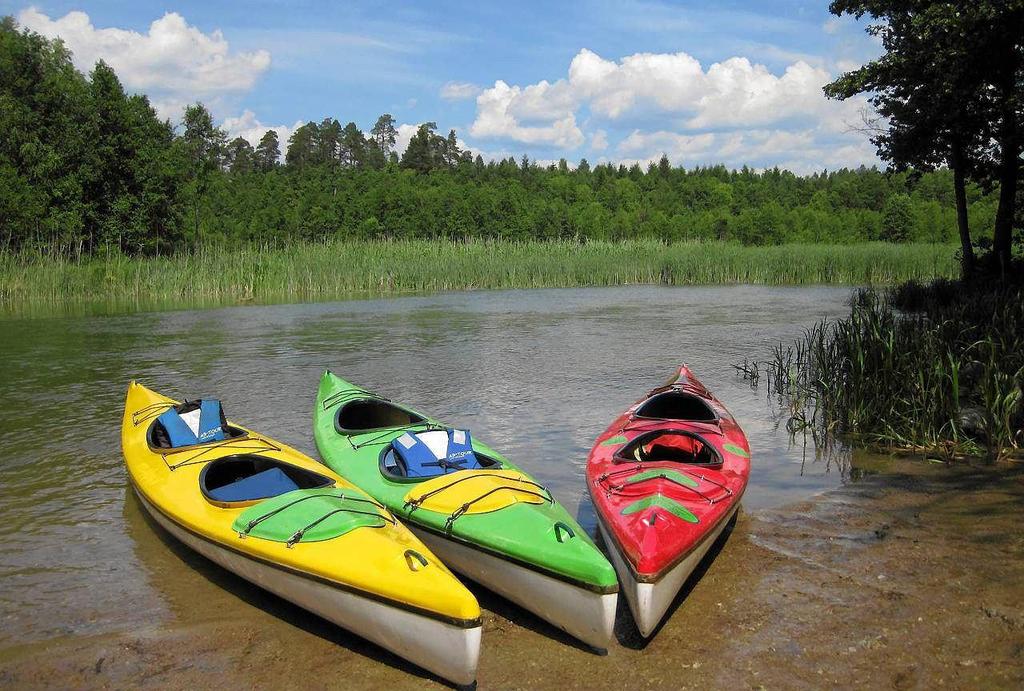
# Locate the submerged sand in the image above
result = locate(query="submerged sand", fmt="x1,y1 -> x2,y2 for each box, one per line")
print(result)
2,460 -> 1022,689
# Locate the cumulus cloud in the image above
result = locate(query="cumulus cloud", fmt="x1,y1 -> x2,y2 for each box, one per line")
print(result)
221,110 -> 302,156
440,81 -> 481,101
465,47 -> 875,170
394,123 -> 420,158
616,127 -> 878,174
18,7 -> 271,120
469,80 -> 584,148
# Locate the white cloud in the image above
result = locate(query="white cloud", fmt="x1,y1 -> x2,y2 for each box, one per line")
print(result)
221,110 -> 302,158
18,7 -> 271,121
394,123 -> 422,157
440,81 -> 481,101
569,49 -> 706,118
464,47 -> 875,169
615,127 -> 879,173
835,58 -> 863,73
469,80 -> 584,148
823,18 -> 841,35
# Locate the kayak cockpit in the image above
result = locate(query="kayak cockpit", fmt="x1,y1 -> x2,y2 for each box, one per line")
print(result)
614,430 -> 722,466
336,398 -> 426,433
148,399 -> 247,454
634,392 -> 717,423
379,445 -> 503,481
200,454 -> 335,505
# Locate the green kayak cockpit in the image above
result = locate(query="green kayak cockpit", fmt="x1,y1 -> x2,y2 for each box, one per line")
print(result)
379,444 -> 503,482
335,397 -> 426,434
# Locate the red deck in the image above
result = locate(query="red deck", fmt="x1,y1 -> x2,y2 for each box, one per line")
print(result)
586,366 -> 750,580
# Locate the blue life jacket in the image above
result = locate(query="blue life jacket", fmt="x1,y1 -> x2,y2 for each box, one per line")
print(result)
391,428 -> 482,478
157,399 -> 227,447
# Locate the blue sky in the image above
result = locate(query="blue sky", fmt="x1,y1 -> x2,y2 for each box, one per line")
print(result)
3,1 -> 883,171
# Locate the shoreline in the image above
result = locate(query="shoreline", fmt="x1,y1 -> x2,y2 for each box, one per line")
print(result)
3,458 -> 1020,689
0,240 -> 957,318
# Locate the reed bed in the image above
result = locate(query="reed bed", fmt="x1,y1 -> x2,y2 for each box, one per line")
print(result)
737,283 -> 1024,459
0,240 -> 957,315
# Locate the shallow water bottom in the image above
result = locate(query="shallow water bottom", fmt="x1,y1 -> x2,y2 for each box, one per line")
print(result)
2,458 -> 1021,689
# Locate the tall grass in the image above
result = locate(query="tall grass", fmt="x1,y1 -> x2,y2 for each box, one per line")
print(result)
738,283 -> 1024,459
0,240 -> 957,316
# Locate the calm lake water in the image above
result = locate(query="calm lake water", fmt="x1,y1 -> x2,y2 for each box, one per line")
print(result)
0,285 -> 865,649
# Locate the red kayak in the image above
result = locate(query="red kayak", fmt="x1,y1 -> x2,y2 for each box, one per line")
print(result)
586,365 -> 750,637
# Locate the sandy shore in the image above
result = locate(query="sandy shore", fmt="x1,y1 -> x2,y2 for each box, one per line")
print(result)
2,459 -> 1021,689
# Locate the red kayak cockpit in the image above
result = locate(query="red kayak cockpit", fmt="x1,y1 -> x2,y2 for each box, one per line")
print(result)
613,430 -> 722,467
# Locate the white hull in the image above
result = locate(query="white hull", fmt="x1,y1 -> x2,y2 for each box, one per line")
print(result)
598,502 -> 739,638
136,490 -> 481,686
411,526 -> 617,650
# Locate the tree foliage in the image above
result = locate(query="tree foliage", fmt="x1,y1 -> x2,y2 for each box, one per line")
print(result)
825,0 -> 1024,276
0,14 -> 1006,258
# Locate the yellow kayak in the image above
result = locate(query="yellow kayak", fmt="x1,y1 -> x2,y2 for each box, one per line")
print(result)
121,381 -> 481,685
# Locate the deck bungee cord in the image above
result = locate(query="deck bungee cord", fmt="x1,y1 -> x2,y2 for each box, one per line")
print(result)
441,485 -> 553,533
596,464 -> 733,504
159,437 -> 281,470
237,492 -> 393,538
349,422 -> 445,450
320,388 -> 383,410
130,400 -> 175,426
402,472 -> 554,532
286,504 -> 397,547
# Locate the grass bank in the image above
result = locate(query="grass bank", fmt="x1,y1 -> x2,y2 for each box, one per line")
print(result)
0,240 -> 958,316
740,277 -> 1023,459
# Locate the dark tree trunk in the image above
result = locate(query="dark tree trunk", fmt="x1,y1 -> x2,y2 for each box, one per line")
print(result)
992,50 -> 1020,277
992,146 -> 1018,278
950,137 -> 974,279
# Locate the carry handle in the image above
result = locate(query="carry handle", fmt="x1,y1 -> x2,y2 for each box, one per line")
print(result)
554,521 -> 575,543
404,549 -> 429,572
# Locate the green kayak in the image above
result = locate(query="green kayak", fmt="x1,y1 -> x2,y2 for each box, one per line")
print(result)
313,371 -> 618,650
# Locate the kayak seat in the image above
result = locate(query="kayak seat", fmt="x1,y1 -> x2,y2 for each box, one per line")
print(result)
201,454 -> 334,504
207,467 -> 299,502
615,430 -> 722,466
635,392 -> 717,422
391,429 -> 483,478
381,432 -> 502,480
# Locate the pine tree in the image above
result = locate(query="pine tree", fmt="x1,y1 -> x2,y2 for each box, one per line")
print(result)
254,130 -> 281,171
339,122 -> 367,167
370,114 -> 398,158
286,122 -> 319,169
179,102 -> 226,243
225,137 -> 255,174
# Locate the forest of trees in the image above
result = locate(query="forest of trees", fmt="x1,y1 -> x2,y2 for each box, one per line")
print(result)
0,15 -> 1003,257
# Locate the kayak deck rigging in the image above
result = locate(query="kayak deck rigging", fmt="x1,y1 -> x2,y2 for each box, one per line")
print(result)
596,464 -> 734,504
349,422 -> 445,450
159,437 -> 282,470
402,471 -> 553,533
320,387 -> 381,410
236,491 -> 394,541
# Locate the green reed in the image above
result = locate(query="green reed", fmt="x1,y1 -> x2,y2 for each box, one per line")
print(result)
0,240 -> 957,316
737,282 -> 1024,459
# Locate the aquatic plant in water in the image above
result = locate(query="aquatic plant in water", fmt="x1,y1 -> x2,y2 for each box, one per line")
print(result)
736,284 -> 1024,460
